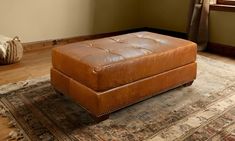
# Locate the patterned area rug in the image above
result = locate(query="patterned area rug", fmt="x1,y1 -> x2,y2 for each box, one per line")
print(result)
0,55 -> 235,141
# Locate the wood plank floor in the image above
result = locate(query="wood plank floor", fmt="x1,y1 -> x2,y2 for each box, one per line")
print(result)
0,48 -> 52,85
0,48 -> 234,140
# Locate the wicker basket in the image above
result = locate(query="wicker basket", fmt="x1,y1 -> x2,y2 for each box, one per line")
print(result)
0,36 -> 23,65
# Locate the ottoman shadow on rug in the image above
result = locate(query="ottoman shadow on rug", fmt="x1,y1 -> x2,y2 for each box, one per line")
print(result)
0,55 -> 235,141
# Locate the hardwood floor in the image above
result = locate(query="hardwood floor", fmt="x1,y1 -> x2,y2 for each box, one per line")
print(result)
0,48 -> 52,85
0,48 -> 234,140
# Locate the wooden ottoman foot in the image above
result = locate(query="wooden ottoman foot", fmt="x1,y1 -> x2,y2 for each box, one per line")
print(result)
54,88 -> 64,96
91,114 -> 109,123
183,81 -> 194,87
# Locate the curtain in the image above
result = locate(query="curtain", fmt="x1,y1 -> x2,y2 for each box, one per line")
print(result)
188,0 -> 216,51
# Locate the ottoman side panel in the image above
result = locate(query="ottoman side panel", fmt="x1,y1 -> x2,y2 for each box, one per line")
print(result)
69,79 -> 100,116
59,63 -> 196,117
51,68 -> 70,95
98,63 -> 197,116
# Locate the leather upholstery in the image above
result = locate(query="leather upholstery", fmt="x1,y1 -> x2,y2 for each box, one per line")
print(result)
51,63 -> 196,117
51,32 -> 197,117
52,32 -> 197,92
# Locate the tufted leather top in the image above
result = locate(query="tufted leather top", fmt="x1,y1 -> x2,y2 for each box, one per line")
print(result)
52,32 -> 197,92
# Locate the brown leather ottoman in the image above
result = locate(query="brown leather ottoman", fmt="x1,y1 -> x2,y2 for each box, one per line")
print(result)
51,32 -> 197,121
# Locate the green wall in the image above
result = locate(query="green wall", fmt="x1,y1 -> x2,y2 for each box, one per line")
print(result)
93,0 -> 141,34
209,10 -> 235,47
141,0 -> 191,33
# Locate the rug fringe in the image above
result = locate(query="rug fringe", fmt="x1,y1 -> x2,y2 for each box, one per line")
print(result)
7,130 -> 24,141
0,104 -> 8,117
8,120 -> 17,128
0,102 -> 27,141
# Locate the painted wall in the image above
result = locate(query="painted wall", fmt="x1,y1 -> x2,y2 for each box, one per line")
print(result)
4,0 -> 225,45
141,0 -> 191,33
93,0 -> 141,34
209,10 -> 235,47
0,0 -> 140,42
